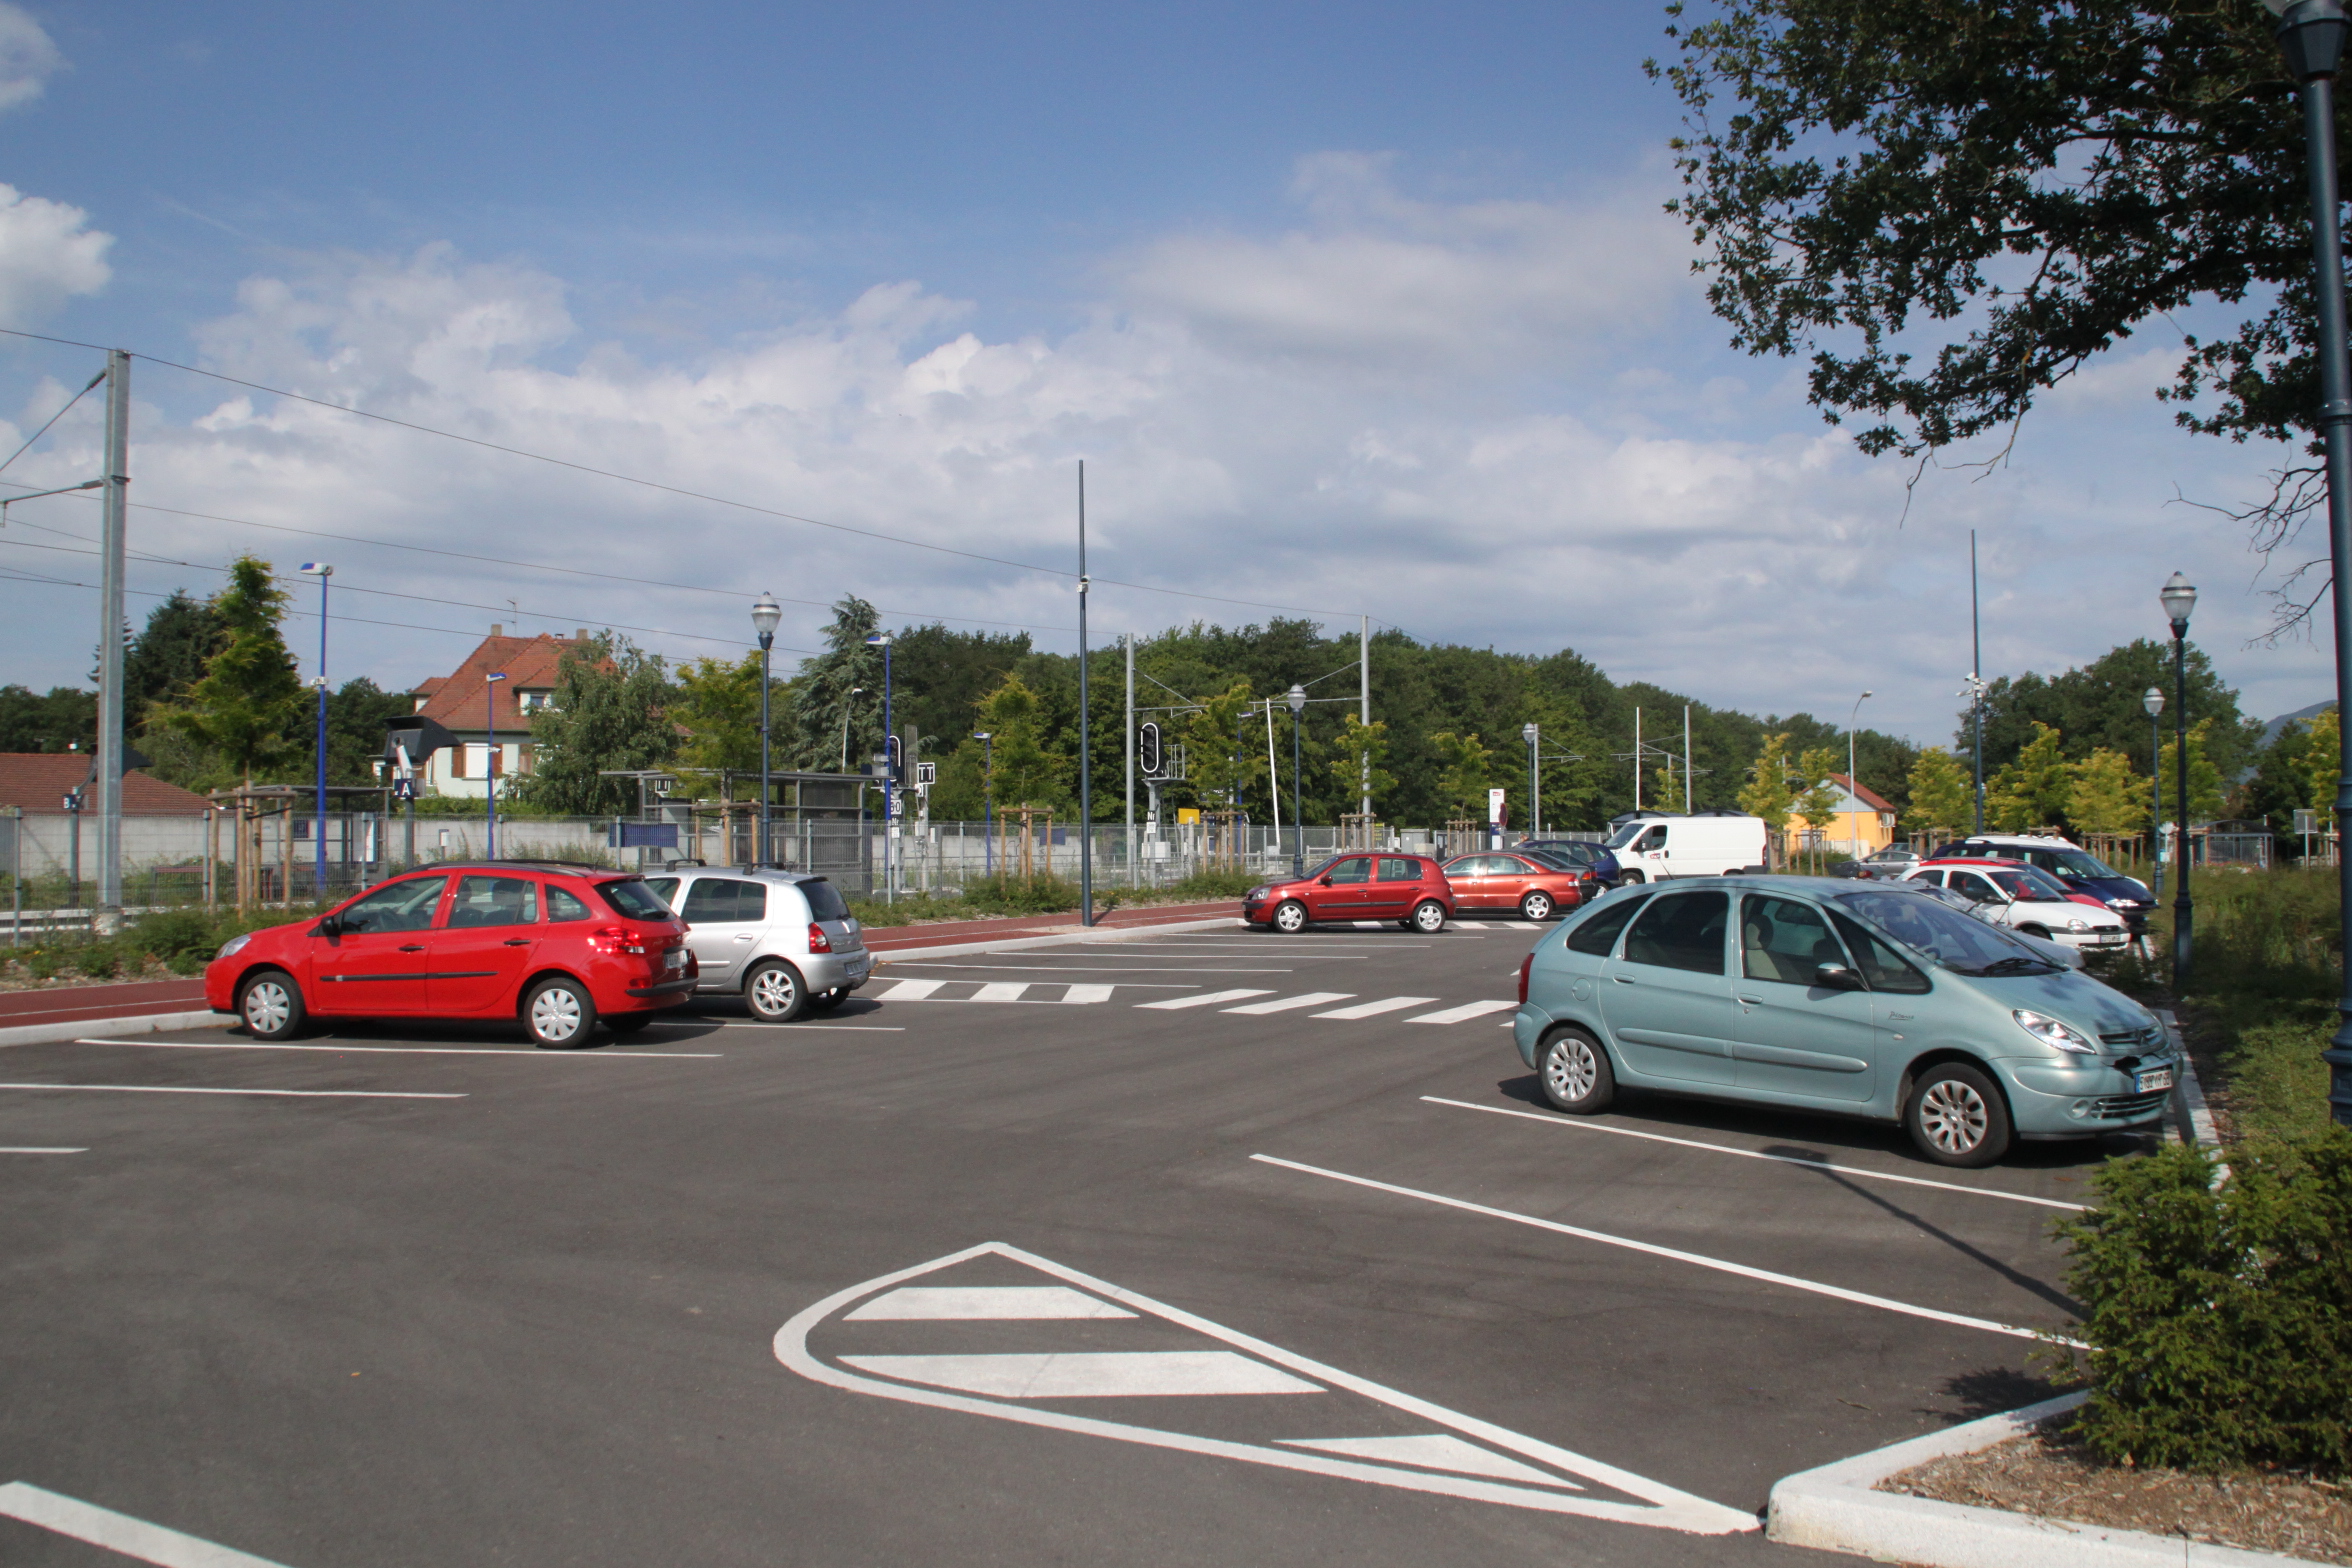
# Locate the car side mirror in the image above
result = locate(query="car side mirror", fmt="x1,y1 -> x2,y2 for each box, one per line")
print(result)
1813,963 -> 1865,991
316,913 -> 343,937
1318,876 -> 1334,886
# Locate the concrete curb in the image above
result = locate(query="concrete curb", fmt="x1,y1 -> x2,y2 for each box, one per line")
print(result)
0,1009 -> 223,1050
1768,1392 -> 2316,1566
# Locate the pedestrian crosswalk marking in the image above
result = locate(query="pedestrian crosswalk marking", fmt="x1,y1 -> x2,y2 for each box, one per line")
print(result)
1061,984 -> 1117,1005
775,1242 -> 1756,1534
1311,996 -> 1439,1020
1224,992 -> 1354,1015
1406,999 -> 1520,1025
874,978 -> 944,1001
1137,989 -> 1275,1010
971,982 -> 1031,1003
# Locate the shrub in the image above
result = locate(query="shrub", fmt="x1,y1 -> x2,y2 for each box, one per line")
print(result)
2057,1127 -> 2352,1474
1162,868 -> 1259,900
961,874 -> 1082,916
23,946 -> 57,980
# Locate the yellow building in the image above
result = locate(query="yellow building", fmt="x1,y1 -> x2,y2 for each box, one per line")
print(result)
1799,773 -> 1899,857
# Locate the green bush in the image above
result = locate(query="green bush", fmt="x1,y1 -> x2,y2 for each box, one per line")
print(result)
2057,1127 -> 2352,1475
1161,868 -> 1259,900
960,874 -> 1082,916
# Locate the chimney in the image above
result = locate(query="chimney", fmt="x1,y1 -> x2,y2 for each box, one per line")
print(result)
575,628 -> 588,642
489,623 -> 503,638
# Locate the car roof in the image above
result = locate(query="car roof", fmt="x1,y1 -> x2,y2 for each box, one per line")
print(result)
408,860 -> 637,880
663,865 -> 832,884
1918,856 -> 2029,867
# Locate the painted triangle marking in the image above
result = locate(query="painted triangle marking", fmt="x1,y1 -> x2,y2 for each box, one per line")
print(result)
774,1242 -> 1756,1535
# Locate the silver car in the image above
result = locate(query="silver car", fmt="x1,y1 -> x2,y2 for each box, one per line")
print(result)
641,868 -> 874,1022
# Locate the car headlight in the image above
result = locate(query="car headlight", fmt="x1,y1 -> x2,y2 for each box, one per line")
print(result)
2066,918 -> 2089,931
1246,887 -> 1269,901
216,933 -> 251,960
2013,1008 -> 2097,1054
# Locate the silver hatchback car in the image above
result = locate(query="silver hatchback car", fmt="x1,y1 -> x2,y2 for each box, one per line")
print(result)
641,868 -> 875,1022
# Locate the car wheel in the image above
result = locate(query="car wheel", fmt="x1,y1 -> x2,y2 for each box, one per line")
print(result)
237,969 -> 306,1041
1905,1062 -> 2012,1168
1620,870 -> 1646,885
807,986 -> 848,1011
1520,891 -> 1554,921
1537,1027 -> 1615,1114
603,1014 -> 653,1035
1410,899 -> 1447,933
1272,900 -> 1309,934
744,959 -> 807,1022
525,976 -> 596,1049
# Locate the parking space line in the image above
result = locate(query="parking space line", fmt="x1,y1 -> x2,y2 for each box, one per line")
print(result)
1,1146 -> 84,1154
74,1038 -> 722,1060
1137,989 -> 1276,1010
1404,1000 -> 1519,1025
1310,997 -> 1439,1020
0,1480 -> 296,1567
1223,992 -> 1354,1016
880,962 -> 1306,972
689,1022 -> 908,1031
1248,1154 -> 2079,1346
0,1083 -> 465,1100
1421,1098 -> 2088,1211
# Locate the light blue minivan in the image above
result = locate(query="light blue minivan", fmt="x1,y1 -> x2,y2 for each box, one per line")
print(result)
1511,876 -> 2176,1167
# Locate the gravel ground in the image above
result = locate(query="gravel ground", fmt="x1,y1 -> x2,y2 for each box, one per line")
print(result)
1887,1434 -> 2351,1564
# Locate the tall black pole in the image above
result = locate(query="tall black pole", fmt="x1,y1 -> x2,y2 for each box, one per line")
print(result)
1077,461 -> 1093,926
757,634 -> 773,864
2172,629 -> 2193,987
2149,702 -> 2164,902
1970,529 -> 1985,834
1290,705 -> 1303,877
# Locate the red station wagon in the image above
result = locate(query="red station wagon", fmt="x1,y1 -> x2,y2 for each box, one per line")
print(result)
205,862 -> 697,1048
1242,854 -> 1454,933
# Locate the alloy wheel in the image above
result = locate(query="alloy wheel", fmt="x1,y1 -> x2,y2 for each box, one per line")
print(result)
1543,1038 -> 1597,1102
1523,892 -> 1553,921
1412,901 -> 1445,933
1918,1079 -> 1988,1155
1273,901 -> 1308,934
751,965 -> 799,1017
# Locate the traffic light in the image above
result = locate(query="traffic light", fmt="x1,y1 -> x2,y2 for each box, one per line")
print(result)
1139,721 -> 1163,777
886,733 -> 903,777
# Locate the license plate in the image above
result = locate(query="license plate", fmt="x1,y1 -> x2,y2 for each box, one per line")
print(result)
2135,1066 -> 2175,1094
664,947 -> 685,971
2093,932 -> 2127,945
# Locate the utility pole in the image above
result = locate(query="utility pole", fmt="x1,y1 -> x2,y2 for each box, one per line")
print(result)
1359,615 -> 1371,824
1076,462 -> 1093,925
1971,530 -> 1985,834
1633,708 -> 1643,812
1124,633 -> 1134,890
94,349 -> 128,927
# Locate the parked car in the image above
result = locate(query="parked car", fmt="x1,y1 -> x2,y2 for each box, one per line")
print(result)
1515,838 -> 1623,886
639,868 -> 874,1022
1861,845 -> 1925,873
1929,834 -> 2155,933
1441,852 -> 1590,921
1244,854 -> 1453,933
206,861 -> 697,1047
1513,876 -> 2175,1166
1507,847 -> 1611,900
1897,879 -> 2085,969
1600,813 -> 1769,882
1901,860 -> 2130,952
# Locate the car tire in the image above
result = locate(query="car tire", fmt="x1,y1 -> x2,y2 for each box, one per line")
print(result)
1537,1027 -> 1615,1114
807,986 -> 849,1011
603,1013 -> 653,1035
237,969 -> 306,1041
524,976 -> 596,1049
744,959 -> 808,1023
1620,870 -> 1646,885
1410,899 -> 1447,933
1520,891 -> 1555,921
1271,900 -> 1309,934
1904,1061 -> 2012,1167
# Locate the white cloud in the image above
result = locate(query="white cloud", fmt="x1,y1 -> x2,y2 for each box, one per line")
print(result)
0,3 -> 60,112
0,183 -> 110,325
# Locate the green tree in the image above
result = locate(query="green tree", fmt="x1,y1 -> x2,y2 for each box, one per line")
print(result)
2066,748 -> 2147,838
513,634 -> 678,814
2294,708 -> 2341,828
790,596 -> 883,771
1904,747 -> 1973,840
1737,732 -> 1797,848
1986,722 -> 2071,833
1329,711 -> 1396,817
156,555 -> 305,789
1794,745 -> 1843,869
325,677 -> 413,787
1429,731 -> 1494,821
2160,718 -> 2229,826
124,589 -> 226,735
1651,758 -> 1689,814
670,652 -> 772,795
1186,680 -> 1260,811
0,685 -> 96,753
974,673 -> 1067,810
1965,641 -> 2260,783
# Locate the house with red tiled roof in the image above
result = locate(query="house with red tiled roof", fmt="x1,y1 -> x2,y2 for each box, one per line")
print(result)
408,626 -> 592,800
1810,772 -> 1900,856
0,753 -> 209,816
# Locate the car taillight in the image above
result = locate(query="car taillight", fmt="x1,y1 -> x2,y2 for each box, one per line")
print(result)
807,922 -> 832,953
1518,951 -> 1533,1004
590,924 -> 650,955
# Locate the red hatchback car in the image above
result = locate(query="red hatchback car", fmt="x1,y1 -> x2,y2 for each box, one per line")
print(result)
1242,853 -> 1454,933
1440,851 -> 1591,921
205,862 -> 698,1048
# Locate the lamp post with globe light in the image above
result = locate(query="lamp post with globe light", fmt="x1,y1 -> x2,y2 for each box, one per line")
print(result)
751,593 -> 782,866
2144,686 -> 2165,902
1522,722 -> 1539,837
2160,573 -> 2197,986
2263,0 -> 2352,1123
1287,684 -> 1306,877
1848,690 -> 1872,837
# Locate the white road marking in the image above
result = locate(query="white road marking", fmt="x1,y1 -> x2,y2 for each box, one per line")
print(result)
1311,996 -> 1439,1020
0,1083 -> 465,1100
1,1146 -> 84,1154
878,962 -> 1302,972
1137,989 -> 1276,1010
872,979 -> 945,1000
1060,984 -> 1117,1004
1353,921 -> 1384,929
776,1242 -> 1755,1534
0,1480 -> 298,1567
1249,1154 -> 2078,1346
74,1038 -> 721,1060
971,982 -> 1032,1003
1421,1097 -> 2090,1211
1224,992 -> 1355,1015
1277,1435 -> 1577,1488
843,1351 -> 1323,1398
1404,1000 -> 1519,1025
847,1285 -> 1137,1321
699,1022 -> 907,1031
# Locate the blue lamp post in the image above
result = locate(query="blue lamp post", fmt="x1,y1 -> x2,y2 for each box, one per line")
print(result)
973,731 -> 994,877
864,632 -> 894,901
485,671 -> 508,860
299,562 -> 332,897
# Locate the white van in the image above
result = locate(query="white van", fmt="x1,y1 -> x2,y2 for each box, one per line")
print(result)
1601,813 -> 1769,882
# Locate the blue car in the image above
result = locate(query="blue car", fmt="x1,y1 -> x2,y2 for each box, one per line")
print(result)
1931,834 -> 2155,934
1512,876 -> 2176,1167
1517,838 -> 1623,887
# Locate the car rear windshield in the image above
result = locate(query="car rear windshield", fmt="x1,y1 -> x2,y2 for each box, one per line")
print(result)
800,878 -> 852,921
597,879 -> 674,921
1833,888 -> 2055,975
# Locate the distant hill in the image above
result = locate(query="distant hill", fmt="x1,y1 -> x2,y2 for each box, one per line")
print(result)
2261,700 -> 2337,750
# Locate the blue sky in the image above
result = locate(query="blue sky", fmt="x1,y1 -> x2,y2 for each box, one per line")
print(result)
0,0 -> 2332,746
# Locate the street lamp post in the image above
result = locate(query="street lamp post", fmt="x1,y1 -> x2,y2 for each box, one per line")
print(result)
751,593 -> 781,866
973,732 -> 994,877
1287,684 -> 1306,877
1521,722 -> 1539,837
865,633 -> 894,902
1848,690 -> 1872,858
484,671 -> 508,861
2160,573 -> 2198,987
2264,0 -> 2352,1125
300,563 -> 332,898
2144,686 -> 2166,902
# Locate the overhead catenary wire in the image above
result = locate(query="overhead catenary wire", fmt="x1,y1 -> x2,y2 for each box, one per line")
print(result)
0,368 -> 105,479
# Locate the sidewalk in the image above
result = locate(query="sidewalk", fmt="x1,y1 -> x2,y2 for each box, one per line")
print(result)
0,977 -> 210,1030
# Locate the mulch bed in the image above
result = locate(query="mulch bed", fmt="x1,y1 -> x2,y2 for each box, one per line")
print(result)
1886,1432 -> 2352,1564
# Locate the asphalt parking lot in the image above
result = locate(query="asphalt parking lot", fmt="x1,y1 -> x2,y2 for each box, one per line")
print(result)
0,917 -> 2142,1566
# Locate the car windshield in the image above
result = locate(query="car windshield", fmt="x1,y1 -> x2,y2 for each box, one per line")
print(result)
2046,849 -> 2121,879
1603,822 -> 1651,849
1296,857 -> 1345,882
1994,867 -> 2072,901
1833,887 -> 2058,975
597,878 -> 674,921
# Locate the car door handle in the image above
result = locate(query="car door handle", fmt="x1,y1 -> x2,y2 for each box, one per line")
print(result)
733,932 -> 755,942
1736,994 -> 1764,1006
503,938 -> 531,947
399,944 -> 425,952
1612,975 -> 1636,985
1887,1012 -> 1914,1021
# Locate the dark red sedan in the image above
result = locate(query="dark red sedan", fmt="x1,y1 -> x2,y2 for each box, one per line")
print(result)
1441,851 -> 1592,921
1243,853 -> 1454,933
